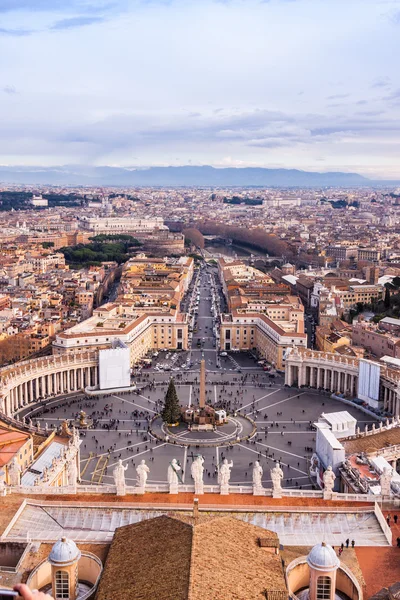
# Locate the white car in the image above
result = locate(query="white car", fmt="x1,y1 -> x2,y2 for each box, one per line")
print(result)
220,351 -> 228,357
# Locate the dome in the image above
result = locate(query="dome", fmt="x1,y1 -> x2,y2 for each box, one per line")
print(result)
307,542 -> 340,571
49,537 -> 81,566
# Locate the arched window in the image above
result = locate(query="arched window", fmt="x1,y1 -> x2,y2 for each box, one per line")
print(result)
317,575 -> 331,600
55,570 -> 69,599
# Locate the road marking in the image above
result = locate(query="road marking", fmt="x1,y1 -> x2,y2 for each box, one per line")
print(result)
256,440 -> 309,463
240,389 -> 281,411
83,440 -> 149,460
237,443 -> 308,475
214,385 -> 217,404
112,395 -> 157,414
182,446 -> 188,482
263,392 -> 308,410
136,393 -> 157,405
188,385 -> 192,408
107,442 -> 167,469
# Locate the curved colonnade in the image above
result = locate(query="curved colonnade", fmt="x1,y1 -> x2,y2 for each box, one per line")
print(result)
0,351 -> 99,418
285,349 -> 400,417
1,347 -> 400,422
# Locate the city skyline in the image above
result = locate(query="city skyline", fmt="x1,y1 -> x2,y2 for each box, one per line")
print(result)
1,0 -> 400,179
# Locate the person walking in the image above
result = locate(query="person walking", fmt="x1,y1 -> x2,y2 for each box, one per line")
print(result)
351,540 -> 355,548
394,515 -> 398,525
387,515 -> 391,527
397,537 -> 400,548
345,538 -> 349,548
340,543 -> 344,552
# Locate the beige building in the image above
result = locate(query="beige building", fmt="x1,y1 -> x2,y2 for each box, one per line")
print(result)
220,310 -> 307,370
53,302 -> 188,364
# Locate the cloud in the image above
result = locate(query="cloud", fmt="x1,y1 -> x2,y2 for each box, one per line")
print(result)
0,0 -> 114,12
0,27 -> 33,36
2,85 -> 17,94
50,15 -> 105,29
371,76 -> 391,89
326,94 -> 350,100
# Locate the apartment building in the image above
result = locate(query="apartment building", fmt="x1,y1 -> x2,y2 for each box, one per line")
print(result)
119,255 -> 194,308
220,311 -> 307,370
218,258 -> 306,369
53,302 -> 189,364
352,320 -> 400,359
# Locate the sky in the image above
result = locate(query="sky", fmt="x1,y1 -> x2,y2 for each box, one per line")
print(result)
1,0 -> 400,178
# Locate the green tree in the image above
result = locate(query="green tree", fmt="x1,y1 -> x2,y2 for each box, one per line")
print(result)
384,287 -> 391,309
161,379 -> 181,424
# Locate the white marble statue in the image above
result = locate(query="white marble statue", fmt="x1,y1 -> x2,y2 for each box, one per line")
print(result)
136,459 -> 150,490
270,462 -> 284,496
252,461 -> 263,489
67,458 -> 78,487
218,459 -> 233,487
191,455 -> 204,486
8,457 -> 21,486
113,459 -> 128,495
168,459 -> 181,493
323,465 -> 336,494
380,466 -> 393,497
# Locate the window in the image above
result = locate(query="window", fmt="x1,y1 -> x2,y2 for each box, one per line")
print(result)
317,576 -> 331,600
55,571 -> 69,599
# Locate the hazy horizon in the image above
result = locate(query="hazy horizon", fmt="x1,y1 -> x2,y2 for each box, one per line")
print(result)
1,0 -> 400,179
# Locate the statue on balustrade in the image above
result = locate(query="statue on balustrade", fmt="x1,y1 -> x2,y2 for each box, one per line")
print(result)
191,455 -> 204,490
270,462 -> 284,496
113,459 -> 128,495
61,420 -> 72,437
136,460 -> 150,491
218,459 -> 233,487
8,457 -> 21,486
67,458 -> 78,487
380,466 -> 393,497
168,458 -> 181,493
252,461 -> 263,490
323,465 -> 336,494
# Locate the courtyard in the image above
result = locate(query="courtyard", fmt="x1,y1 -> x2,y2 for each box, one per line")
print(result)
18,355 -> 378,490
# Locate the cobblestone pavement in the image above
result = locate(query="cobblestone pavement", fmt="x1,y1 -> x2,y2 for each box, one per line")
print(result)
19,363 -> 378,489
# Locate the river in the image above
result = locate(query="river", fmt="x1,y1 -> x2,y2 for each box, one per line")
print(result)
205,243 -> 265,258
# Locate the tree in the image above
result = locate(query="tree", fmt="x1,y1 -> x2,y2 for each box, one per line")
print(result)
161,379 -> 181,424
384,287 -> 391,309
183,228 -> 205,249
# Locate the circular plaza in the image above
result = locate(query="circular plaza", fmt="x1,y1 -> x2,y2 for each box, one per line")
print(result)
17,351 -> 380,491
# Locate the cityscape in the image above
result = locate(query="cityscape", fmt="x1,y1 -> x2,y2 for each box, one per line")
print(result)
1,1 -> 400,600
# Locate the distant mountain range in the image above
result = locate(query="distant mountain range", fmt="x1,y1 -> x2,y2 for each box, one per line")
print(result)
0,164 -> 382,187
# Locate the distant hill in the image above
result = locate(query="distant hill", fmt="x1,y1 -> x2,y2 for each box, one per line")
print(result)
0,165 -> 373,187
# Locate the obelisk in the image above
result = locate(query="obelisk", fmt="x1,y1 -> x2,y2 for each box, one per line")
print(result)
199,358 -> 206,409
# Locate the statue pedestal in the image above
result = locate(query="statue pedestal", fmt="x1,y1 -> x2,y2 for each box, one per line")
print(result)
194,483 -> 204,495
116,484 -> 126,497
272,489 -> 282,499
220,484 -> 229,496
253,485 -> 264,496
323,490 -> 333,501
135,486 -> 145,495
169,483 -> 179,494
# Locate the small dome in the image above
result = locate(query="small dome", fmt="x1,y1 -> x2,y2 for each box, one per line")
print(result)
49,537 -> 81,566
307,542 -> 340,571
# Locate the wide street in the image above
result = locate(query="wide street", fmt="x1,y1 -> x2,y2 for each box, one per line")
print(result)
19,263 -> 378,490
